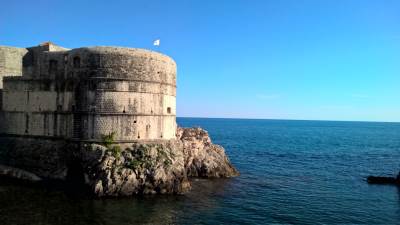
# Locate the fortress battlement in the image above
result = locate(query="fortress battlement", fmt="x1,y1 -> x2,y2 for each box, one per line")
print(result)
0,42 -> 177,142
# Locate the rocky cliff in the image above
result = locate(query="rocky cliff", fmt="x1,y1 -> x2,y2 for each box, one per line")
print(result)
0,127 -> 239,196
178,127 -> 239,178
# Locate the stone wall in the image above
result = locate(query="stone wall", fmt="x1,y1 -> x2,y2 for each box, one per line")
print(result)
0,44 -> 177,142
1,77 -> 75,138
0,46 -> 28,88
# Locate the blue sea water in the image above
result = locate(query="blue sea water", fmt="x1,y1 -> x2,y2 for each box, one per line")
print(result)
1,118 -> 400,224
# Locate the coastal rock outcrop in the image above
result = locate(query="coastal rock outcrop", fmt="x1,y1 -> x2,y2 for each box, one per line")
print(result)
0,164 -> 42,182
79,141 -> 191,196
0,127 -> 239,196
178,127 -> 239,178
0,137 -> 70,180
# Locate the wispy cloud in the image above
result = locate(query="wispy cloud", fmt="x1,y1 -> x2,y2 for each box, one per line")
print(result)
256,94 -> 281,100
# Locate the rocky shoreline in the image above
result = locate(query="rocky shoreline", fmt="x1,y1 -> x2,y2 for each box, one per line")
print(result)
0,127 -> 239,196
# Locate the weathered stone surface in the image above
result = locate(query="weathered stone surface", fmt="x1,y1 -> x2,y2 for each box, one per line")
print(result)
0,127 -> 238,196
0,137 -> 70,180
0,46 -> 27,89
80,141 -> 191,196
78,127 -> 238,196
0,43 -> 177,142
0,164 -> 41,181
178,127 -> 239,178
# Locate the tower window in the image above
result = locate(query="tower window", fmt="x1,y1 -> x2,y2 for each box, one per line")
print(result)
25,114 -> 29,134
73,56 -> 81,68
167,107 -> 171,114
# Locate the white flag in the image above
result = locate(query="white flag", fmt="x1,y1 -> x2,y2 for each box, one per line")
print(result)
153,39 -> 160,46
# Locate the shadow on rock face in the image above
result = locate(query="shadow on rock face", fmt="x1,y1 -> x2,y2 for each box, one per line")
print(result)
63,159 -> 91,197
0,126 -> 239,197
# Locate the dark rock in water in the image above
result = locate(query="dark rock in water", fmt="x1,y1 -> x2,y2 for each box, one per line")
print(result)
0,127 -> 239,196
0,164 -> 41,181
367,173 -> 400,185
0,138 -> 70,180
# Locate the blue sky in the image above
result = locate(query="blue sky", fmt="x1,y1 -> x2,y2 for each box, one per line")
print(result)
1,0 -> 400,122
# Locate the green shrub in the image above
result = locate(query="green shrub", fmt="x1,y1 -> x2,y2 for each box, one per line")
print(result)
111,145 -> 121,158
101,132 -> 116,148
126,159 -> 141,170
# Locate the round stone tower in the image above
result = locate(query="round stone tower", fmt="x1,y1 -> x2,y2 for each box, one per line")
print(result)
66,47 -> 177,141
1,43 -> 176,142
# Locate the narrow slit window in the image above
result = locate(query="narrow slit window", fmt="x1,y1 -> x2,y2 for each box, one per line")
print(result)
25,114 -> 29,133
167,107 -> 171,114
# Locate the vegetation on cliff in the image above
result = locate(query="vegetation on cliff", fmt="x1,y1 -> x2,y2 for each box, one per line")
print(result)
0,127 -> 239,196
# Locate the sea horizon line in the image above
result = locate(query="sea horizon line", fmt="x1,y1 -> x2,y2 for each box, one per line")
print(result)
177,116 -> 400,124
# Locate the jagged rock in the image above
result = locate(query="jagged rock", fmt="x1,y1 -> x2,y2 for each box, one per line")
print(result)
81,140 -> 191,196
0,137 -> 69,180
0,164 -> 42,181
0,127 -> 238,196
177,127 -> 239,178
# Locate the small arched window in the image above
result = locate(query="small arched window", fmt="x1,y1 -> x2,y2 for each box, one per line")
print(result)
167,107 -> 171,114
73,56 -> 80,68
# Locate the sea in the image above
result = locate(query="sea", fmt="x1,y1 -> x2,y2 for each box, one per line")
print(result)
1,118 -> 400,224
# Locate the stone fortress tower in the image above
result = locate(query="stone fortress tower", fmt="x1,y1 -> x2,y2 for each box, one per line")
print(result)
0,42 -> 177,142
